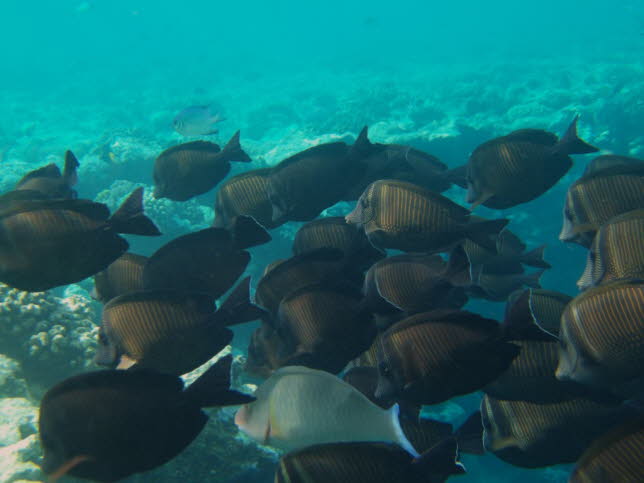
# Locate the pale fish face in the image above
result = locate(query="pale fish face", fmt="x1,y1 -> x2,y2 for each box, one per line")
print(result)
234,402 -> 270,444
558,196 -> 576,242
345,192 -> 372,227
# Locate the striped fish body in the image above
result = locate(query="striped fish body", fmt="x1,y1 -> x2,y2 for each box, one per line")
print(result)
153,141 -> 229,201
245,322 -> 290,378
556,280 -> 644,395
466,129 -> 569,209
481,394 -> 631,468
560,163 -> 644,247
0,200 -> 126,291
503,288 -> 571,339
375,310 -> 519,405
275,442 -> 422,483
276,283 -> 376,374
255,249 -> 344,317
93,253 -> 147,303
213,168 -> 277,229
583,154 -> 643,176
347,180 -> 475,253
570,416 -> 644,483
578,209 -> 644,290
483,339 -> 587,403
363,254 -> 466,316
267,143 -> 360,222
293,216 -> 385,272
100,290 -> 228,375
348,333 -> 382,369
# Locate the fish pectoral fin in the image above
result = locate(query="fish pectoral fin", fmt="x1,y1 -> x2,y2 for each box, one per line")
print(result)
116,354 -> 138,370
48,454 -> 94,482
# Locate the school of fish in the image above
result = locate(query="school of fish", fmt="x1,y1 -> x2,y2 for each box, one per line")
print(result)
0,115 -> 642,482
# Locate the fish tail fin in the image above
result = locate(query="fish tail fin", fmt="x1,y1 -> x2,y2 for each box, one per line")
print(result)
519,245 -> 551,269
557,115 -> 599,155
389,403 -> 420,457
222,130 -> 251,162
231,215 -> 271,249
109,187 -> 162,236
464,218 -> 509,251
445,164 -> 468,189
523,269 -> 545,289
184,354 -> 255,407
214,276 -> 267,326
445,244 -> 472,286
63,150 -> 80,187
454,411 -> 485,455
409,437 -> 466,479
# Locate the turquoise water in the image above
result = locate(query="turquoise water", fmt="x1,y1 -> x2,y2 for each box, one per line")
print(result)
1,1 -> 643,482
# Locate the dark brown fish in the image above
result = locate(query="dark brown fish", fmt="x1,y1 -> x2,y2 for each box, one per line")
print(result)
39,355 -> 253,482
213,168 -> 278,229
95,277 -> 263,375
559,162 -> 644,247
466,116 -> 598,209
481,394 -> 631,468
502,288 -> 572,339
293,216 -> 385,272
468,266 -> 545,302
15,150 -> 79,199
267,141 -> 368,222
244,322 -> 290,379
92,252 -> 148,304
556,279 -> 644,396
346,179 -> 508,253
274,440 -> 465,483
461,224 -> 550,272
142,216 -> 270,299
0,187 -> 160,292
342,366 -> 399,410
577,209 -> 644,290
401,412 -> 485,456
153,131 -> 251,201
342,127 -> 453,200
254,248 -> 346,318
347,332 -> 382,368
375,310 -> 519,405
583,154 -> 643,176
274,282 -> 376,374
362,246 -> 470,322
569,415 -> 644,483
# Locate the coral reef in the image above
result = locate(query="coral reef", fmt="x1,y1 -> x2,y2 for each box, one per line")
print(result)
94,180 -> 213,238
0,435 -> 43,483
0,284 -> 99,388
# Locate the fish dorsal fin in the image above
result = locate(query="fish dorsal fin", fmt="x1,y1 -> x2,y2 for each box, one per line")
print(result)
162,141 -> 221,157
16,163 -> 62,186
0,197 -> 110,220
63,150 -> 80,186
503,129 -> 558,146
578,162 -> 644,183
274,142 -> 350,171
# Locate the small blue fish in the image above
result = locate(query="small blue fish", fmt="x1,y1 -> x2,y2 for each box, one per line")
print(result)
173,105 -> 225,136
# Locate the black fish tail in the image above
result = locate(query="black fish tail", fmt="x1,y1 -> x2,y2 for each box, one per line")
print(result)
521,269 -> 545,289
231,215 -> 271,249
444,164 -> 468,189
63,150 -> 80,187
109,187 -> 162,236
184,354 -> 255,407
214,276 -> 267,326
455,411 -> 485,455
222,130 -> 251,162
519,245 -> 551,269
445,244 -> 472,286
557,115 -> 599,155
464,218 -> 509,251
409,437 -> 466,478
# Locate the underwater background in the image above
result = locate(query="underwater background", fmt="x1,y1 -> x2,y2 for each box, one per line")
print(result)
0,0 -> 642,481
